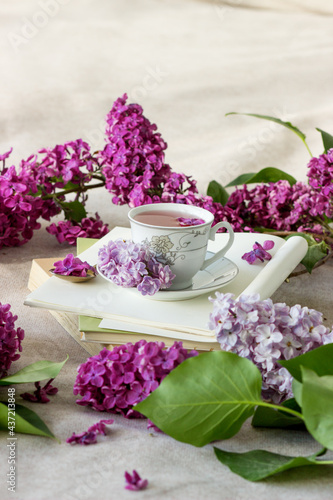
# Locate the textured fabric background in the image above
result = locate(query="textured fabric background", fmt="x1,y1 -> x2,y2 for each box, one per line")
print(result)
1,1 -> 333,499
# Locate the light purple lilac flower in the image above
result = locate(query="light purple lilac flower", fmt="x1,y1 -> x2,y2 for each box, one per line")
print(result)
0,303 -> 24,378
73,341 -> 198,418
97,239 -> 175,295
20,378 -> 58,403
52,254 -> 96,277
66,419 -> 114,445
209,292 -> 333,403
242,240 -> 275,264
124,470 -> 148,491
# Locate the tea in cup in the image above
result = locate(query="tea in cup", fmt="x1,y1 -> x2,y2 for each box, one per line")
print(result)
128,203 -> 234,290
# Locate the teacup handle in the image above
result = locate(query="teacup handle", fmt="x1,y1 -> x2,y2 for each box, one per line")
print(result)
200,221 -> 234,270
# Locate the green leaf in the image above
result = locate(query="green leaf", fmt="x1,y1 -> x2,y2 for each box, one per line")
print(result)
252,399 -> 304,430
214,447 -> 318,481
62,200 -> 87,223
286,233 -> 328,273
292,379 -> 303,408
136,351 -> 262,447
301,367 -> 333,450
316,128 -> 333,153
226,167 -> 297,187
226,173 -> 255,186
0,402 -> 56,439
207,180 -> 229,205
301,240 -> 328,273
279,344 -> 333,382
226,112 -> 312,155
0,356 -> 68,386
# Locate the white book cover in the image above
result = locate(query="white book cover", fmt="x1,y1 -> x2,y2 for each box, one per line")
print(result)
24,226 -> 308,340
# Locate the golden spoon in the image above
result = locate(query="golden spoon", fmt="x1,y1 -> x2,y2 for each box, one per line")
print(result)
49,268 -> 96,283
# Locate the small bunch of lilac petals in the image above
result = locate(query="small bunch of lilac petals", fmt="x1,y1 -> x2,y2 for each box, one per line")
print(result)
52,253 -> 96,277
177,217 -> 205,226
20,378 -> 58,403
97,239 -> 175,296
66,419 -> 114,445
124,470 -> 148,491
242,240 -> 275,264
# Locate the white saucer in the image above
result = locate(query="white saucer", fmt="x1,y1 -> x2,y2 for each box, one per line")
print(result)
97,253 -> 238,302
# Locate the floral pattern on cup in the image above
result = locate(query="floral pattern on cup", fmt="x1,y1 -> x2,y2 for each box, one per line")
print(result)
150,235 -> 174,254
144,229 -> 208,268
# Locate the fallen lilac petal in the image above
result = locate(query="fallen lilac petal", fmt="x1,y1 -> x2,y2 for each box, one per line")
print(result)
147,420 -> 163,433
20,379 -> 58,404
241,240 -> 274,264
124,470 -> 148,491
66,419 -> 114,445
262,240 -> 275,250
88,419 -> 114,435
66,431 -> 97,445
177,217 -> 205,226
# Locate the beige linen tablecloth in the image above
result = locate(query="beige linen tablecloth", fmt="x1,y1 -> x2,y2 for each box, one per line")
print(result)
1,1 -> 333,499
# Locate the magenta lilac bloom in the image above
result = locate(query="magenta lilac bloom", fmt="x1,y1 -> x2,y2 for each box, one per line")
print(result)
209,293 -> 333,403
1,95 -> 333,250
46,214 -> 109,246
0,303 -> 24,378
306,148 -> 333,218
73,341 -> 198,418
66,419 -> 114,445
242,240 -> 275,264
99,94 -> 246,232
97,239 -> 175,295
20,378 -> 58,404
53,254 -> 96,277
0,148 -> 13,162
124,470 -> 148,491
0,139 -> 104,248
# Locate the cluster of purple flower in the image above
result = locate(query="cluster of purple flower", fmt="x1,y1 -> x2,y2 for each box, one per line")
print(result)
66,418 -> 114,445
226,180 -> 324,234
0,303 -> 24,379
52,254 -> 96,277
73,341 -> 197,417
99,94 -> 246,231
2,94 -> 333,250
0,141 -> 107,248
46,214 -> 109,245
97,239 -> 175,295
0,149 -> 58,248
307,148 -> 333,219
208,293 -> 333,403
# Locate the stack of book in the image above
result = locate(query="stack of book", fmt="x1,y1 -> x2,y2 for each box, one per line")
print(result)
26,226 -> 308,355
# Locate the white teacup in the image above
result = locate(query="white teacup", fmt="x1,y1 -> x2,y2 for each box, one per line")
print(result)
128,203 -> 234,291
